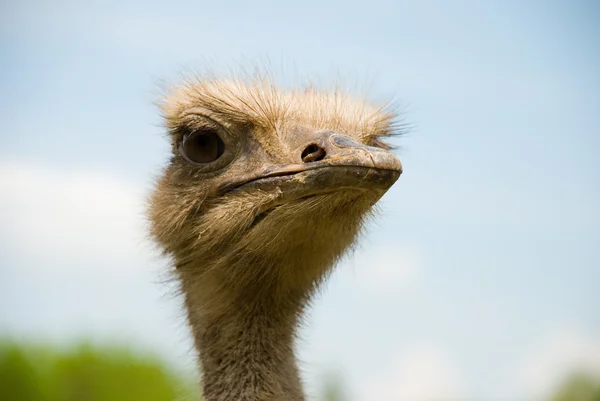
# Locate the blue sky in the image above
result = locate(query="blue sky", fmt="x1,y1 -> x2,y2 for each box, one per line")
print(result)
1,1 -> 599,400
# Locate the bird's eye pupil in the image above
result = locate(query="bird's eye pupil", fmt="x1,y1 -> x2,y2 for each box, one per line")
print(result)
181,130 -> 225,164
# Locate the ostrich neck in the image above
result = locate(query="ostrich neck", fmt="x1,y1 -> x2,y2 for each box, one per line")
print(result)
179,256 -> 312,401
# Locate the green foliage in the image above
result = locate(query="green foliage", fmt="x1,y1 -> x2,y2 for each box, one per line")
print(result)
320,372 -> 347,401
0,341 -> 200,401
0,343 -> 44,401
550,373 -> 600,401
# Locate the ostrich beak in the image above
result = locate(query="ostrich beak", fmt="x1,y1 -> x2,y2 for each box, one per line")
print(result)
219,131 -> 401,198
304,132 -> 402,176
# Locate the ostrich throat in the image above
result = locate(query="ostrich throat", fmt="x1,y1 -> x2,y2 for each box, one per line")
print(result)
178,195 -> 370,401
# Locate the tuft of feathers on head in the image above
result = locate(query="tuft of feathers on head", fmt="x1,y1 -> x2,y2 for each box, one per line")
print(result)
157,67 -> 408,150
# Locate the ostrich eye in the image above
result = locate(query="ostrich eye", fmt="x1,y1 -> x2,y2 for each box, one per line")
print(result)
181,129 -> 225,164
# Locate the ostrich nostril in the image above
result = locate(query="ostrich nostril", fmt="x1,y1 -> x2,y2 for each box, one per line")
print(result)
301,144 -> 326,163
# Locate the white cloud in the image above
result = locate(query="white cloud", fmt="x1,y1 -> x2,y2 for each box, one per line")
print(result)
514,326 -> 600,400
0,160 -> 154,273
361,346 -> 467,401
0,160 -> 195,370
340,244 -> 421,294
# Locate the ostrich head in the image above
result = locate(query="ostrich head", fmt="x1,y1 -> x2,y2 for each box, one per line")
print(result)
148,76 -> 402,401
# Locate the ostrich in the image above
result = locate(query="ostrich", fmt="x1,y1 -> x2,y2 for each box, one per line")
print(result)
148,75 -> 403,401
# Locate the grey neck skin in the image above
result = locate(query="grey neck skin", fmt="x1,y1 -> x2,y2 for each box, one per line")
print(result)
179,261 -> 312,401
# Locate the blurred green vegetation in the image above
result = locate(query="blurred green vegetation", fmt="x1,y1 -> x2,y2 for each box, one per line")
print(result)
550,373 -> 600,401
1,340 -> 599,401
0,341 -> 199,401
320,372 -> 347,401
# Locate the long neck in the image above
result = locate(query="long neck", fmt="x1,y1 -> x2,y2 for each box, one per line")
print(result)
178,256 -> 313,401
173,195 -> 369,400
